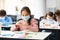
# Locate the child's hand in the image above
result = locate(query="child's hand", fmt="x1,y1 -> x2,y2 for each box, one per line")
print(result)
15,20 -> 30,31
16,20 -> 28,26
43,22 -> 51,26
30,18 -> 38,25
20,20 -> 29,26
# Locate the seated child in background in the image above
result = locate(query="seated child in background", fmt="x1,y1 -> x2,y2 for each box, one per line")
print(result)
40,11 -> 58,40
54,9 -> 60,26
0,10 -> 12,27
40,12 -> 58,28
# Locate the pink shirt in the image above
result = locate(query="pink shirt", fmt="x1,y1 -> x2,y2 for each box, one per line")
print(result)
11,18 -> 38,32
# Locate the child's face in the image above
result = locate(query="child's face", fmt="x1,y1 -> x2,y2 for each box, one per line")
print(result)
0,16 -> 5,19
47,15 -> 52,19
21,10 -> 29,16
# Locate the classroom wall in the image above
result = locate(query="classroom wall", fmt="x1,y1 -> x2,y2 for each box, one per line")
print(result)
56,0 -> 60,9
46,0 -> 57,12
0,0 -> 5,9
46,0 -> 60,12
2,0 -> 60,19
4,0 -> 46,19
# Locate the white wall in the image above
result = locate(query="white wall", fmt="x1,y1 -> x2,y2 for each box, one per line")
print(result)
46,0 -> 57,12
56,0 -> 60,9
46,0 -> 57,8
1,0 -> 60,19
5,0 -> 17,15
26,0 -> 46,19
5,0 -> 46,19
0,0 -> 5,9
46,0 -> 60,12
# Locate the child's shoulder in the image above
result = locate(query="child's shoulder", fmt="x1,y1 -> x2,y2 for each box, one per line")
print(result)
40,19 -> 46,22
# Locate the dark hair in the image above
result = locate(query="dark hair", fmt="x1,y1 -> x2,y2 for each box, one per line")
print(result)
21,6 -> 31,15
21,6 -> 33,25
43,12 -> 54,19
53,14 -> 57,21
47,12 -> 54,17
55,9 -> 60,16
0,10 -> 6,16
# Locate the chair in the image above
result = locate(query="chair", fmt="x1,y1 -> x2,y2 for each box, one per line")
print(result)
7,15 -> 17,24
39,16 -> 44,21
2,15 -> 17,30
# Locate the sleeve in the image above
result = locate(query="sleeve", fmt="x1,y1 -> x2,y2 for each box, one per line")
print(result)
30,18 -> 39,32
7,17 -> 13,24
10,21 -> 21,31
51,20 -> 59,26
40,20 -> 45,27
10,25 -> 17,31
11,20 -> 29,31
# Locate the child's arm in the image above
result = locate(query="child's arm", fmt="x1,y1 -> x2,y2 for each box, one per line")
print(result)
10,21 -> 21,31
30,18 -> 39,32
10,25 -> 17,31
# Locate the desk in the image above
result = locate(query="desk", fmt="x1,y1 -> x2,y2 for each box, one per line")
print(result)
2,24 -> 15,30
0,31 -> 51,40
40,26 -> 60,30
40,26 -> 60,40
2,27 -> 11,31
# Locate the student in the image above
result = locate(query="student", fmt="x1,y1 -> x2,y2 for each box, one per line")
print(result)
40,12 -> 58,40
10,6 -> 38,32
54,9 -> 60,26
0,10 -> 12,26
40,12 -> 57,27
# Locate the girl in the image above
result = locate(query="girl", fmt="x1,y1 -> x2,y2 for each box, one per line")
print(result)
11,6 -> 38,32
40,12 -> 57,27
